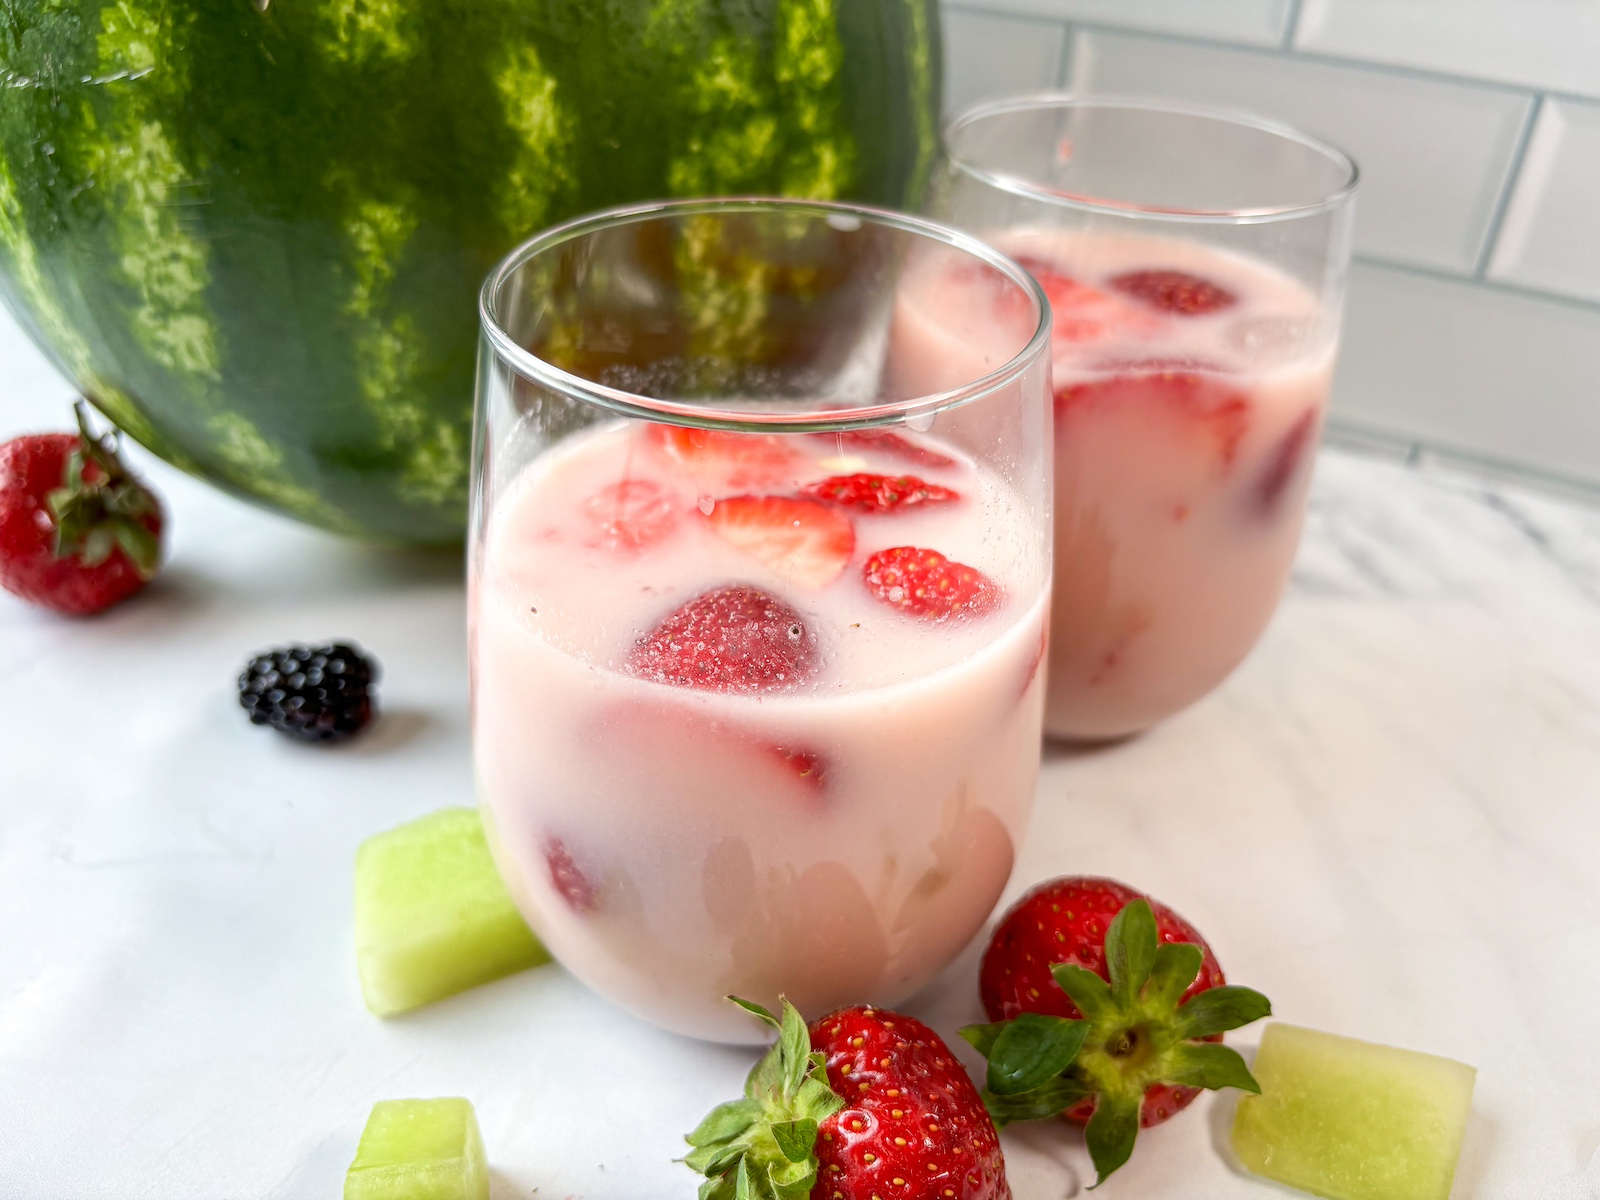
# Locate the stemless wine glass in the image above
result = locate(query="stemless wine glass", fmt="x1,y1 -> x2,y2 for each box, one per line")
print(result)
470,199 -> 1052,1043
934,96 -> 1358,740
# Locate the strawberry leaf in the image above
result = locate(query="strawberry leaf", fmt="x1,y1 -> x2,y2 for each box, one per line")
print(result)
687,1099 -> 763,1149
730,996 -> 782,1028
778,1001 -> 810,1097
1174,985 -> 1272,1039
771,1118 -> 817,1164
982,1075 -> 1092,1127
1165,1042 -> 1261,1094
1144,941 -> 1204,1009
1105,897 -> 1158,1005
986,1013 -> 1088,1096
1085,1092 -> 1141,1188
1050,962 -> 1115,1021
958,1021 -> 1008,1058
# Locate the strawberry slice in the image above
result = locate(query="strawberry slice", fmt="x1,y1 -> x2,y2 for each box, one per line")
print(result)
1253,408 -> 1319,517
1014,256 -> 1148,345
544,837 -> 599,913
801,472 -> 959,514
706,495 -> 855,588
1058,368 -> 1252,468
1111,269 -> 1237,316
768,745 -> 827,793
626,584 -> 819,693
862,545 -> 999,620
650,424 -> 806,489
580,479 -> 679,553
826,429 -> 956,469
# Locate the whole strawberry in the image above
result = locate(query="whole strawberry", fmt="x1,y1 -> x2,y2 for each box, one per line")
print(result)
963,877 -> 1270,1186
0,402 -> 162,615
685,998 -> 1010,1200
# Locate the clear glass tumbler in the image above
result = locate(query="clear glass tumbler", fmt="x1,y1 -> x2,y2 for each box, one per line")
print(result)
934,97 -> 1357,740
470,199 -> 1052,1042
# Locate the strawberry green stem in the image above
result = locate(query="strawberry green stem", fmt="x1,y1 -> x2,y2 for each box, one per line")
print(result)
47,401 -> 160,577
961,899 -> 1272,1189
683,998 -> 843,1200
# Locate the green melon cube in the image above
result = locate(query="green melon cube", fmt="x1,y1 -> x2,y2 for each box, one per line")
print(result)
345,1097 -> 489,1200
1232,1023 -> 1476,1200
355,807 -> 549,1016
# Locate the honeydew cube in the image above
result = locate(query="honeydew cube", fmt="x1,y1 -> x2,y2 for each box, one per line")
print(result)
345,1097 -> 488,1200
1232,1023 -> 1476,1200
356,807 -> 549,1016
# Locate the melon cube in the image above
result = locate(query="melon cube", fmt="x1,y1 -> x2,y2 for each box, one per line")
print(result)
356,807 -> 549,1016
1232,1023 -> 1476,1200
345,1097 -> 488,1200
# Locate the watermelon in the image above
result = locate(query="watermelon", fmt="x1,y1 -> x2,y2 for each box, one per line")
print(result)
0,0 -> 940,542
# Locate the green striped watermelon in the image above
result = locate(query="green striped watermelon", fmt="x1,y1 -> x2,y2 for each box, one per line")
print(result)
0,0 -> 939,542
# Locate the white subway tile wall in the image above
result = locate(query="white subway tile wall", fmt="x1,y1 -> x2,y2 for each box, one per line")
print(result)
942,8 -> 1065,115
1068,30 -> 1532,274
1488,99 -> 1600,305
1295,0 -> 1600,100
950,0 -> 1290,46
940,0 -> 1600,492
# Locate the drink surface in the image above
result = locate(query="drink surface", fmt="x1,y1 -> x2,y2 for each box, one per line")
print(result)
909,229 -> 1334,739
472,419 -> 1047,1041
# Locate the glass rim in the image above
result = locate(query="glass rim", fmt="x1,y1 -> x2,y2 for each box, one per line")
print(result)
943,93 -> 1360,224
478,196 -> 1052,432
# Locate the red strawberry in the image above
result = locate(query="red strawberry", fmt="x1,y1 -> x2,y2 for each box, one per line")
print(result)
0,402 -> 163,615
1110,269 -> 1237,316
543,837 -> 599,913
580,479 -> 679,553
685,999 -> 1011,1200
963,876 -> 1270,1186
1014,257 -> 1152,346
769,746 -> 827,793
826,429 -> 956,469
1057,369 -> 1252,468
862,547 -> 999,621
707,496 -> 856,589
652,424 -> 807,489
802,473 -> 959,515
1252,408 -> 1319,517
626,584 -> 819,693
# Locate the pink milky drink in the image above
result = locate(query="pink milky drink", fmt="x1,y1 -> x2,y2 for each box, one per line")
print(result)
938,97 -> 1358,739
469,201 -> 1051,1042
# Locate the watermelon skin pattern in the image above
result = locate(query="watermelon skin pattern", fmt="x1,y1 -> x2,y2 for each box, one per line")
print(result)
0,0 -> 940,542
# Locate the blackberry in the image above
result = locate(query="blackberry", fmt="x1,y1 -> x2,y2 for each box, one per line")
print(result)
238,642 -> 377,743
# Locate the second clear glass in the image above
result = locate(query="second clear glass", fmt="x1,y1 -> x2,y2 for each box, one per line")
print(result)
934,96 -> 1358,739
470,199 -> 1052,1042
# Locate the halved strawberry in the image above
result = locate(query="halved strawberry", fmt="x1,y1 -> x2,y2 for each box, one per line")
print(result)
862,546 -> 999,621
625,584 -> 819,693
543,837 -> 599,913
650,424 -> 806,489
801,472 -> 959,514
580,479 -> 679,553
1110,269 -> 1237,316
1057,368 -> 1252,468
1014,256 -> 1148,346
825,429 -> 956,469
706,496 -> 855,589
1253,408 -> 1319,517
768,745 -> 827,793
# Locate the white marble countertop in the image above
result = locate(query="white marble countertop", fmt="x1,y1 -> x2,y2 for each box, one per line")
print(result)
3,308 -> 1599,1200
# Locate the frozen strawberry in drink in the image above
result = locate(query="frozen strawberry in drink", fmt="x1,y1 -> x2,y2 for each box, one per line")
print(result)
937,97 -> 1358,738
470,201 -> 1052,1042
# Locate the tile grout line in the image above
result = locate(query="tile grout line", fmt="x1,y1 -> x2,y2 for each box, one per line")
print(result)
1354,251 -> 1600,315
1280,0 -> 1306,50
1323,419 -> 1600,507
1472,92 -> 1545,280
936,3 -> 1566,103
1055,21 -> 1076,89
